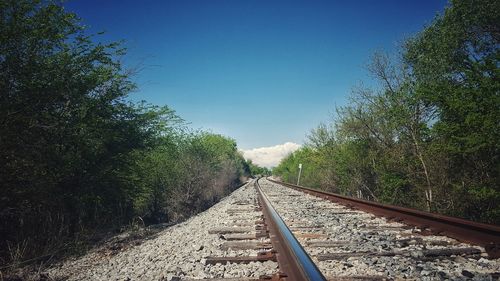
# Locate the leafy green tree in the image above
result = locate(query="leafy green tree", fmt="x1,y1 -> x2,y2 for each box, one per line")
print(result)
1,0 -> 179,265
273,147 -> 322,188
404,0 -> 499,221
246,160 -> 271,177
134,132 -> 250,223
274,0 -> 499,224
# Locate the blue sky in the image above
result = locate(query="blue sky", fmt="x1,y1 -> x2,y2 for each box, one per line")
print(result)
64,0 -> 447,153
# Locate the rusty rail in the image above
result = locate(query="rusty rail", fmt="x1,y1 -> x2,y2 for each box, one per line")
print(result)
255,179 -> 326,281
267,178 -> 500,258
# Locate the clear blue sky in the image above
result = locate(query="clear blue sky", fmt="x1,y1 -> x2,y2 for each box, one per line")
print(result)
64,0 -> 447,150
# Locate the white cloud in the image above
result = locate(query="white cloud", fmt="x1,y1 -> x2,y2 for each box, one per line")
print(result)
242,142 -> 301,168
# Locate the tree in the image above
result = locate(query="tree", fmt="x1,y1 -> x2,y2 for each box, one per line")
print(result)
404,0 -> 500,221
246,160 -> 271,177
0,1 -> 254,269
0,0 -> 175,264
274,0 -> 499,224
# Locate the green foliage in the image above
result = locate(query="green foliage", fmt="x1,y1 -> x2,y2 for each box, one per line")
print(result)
274,0 -> 499,224
246,160 -> 271,177
133,132 -> 248,224
273,147 -> 322,188
0,0 -> 145,264
0,0 -> 250,267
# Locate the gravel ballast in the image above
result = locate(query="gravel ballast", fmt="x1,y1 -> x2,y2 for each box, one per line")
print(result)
259,178 -> 500,281
46,178 -> 500,280
47,180 -> 277,280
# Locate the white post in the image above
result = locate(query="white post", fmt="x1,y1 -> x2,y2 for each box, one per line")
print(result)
297,163 -> 302,185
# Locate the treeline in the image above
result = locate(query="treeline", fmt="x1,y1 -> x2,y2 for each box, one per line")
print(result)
274,0 -> 499,224
0,0 -> 258,267
134,131 -> 250,224
246,160 -> 272,177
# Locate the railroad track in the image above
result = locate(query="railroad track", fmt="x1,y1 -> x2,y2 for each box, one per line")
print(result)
194,178 -> 321,281
198,178 -> 499,280
47,178 -> 500,280
266,177 -> 500,259
259,178 -> 500,280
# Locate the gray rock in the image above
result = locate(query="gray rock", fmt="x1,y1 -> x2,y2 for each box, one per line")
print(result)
461,270 -> 474,278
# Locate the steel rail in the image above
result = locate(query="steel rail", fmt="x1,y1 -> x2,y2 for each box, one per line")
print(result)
267,177 -> 500,258
255,178 -> 326,281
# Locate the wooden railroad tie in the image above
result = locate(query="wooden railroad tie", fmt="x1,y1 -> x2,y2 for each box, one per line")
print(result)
221,241 -> 273,250
316,247 -> 482,261
205,251 -> 277,265
222,234 -> 258,241
208,227 -> 253,234
183,277 -> 276,281
293,232 -> 328,239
